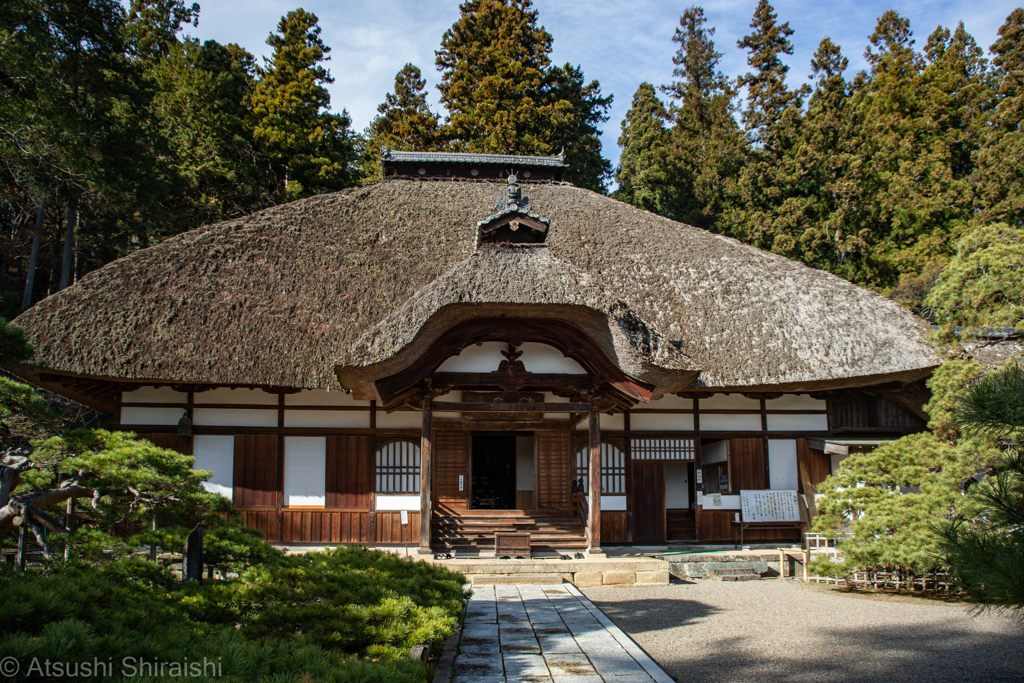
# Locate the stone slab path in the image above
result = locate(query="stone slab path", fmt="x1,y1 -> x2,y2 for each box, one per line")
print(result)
448,583 -> 673,683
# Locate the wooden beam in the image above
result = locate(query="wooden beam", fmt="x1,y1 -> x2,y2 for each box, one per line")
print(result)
418,396 -> 433,554
435,401 -> 592,413
588,400 -> 602,555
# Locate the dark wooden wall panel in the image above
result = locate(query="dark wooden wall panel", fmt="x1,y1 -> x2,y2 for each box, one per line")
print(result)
241,509 -> 279,541
280,510 -> 370,544
435,431 -> 470,509
601,511 -> 627,544
631,461 -> 666,543
234,434 -> 278,507
796,438 -> 831,493
326,435 -> 372,508
698,507 -> 801,543
136,433 -> 193,455
537,431 -> 571,509
728,438 -> 765,492
374,511 -> 420,545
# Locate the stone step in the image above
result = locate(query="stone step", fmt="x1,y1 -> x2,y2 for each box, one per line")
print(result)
708,567 -> 761,581
467,573 -> 566,585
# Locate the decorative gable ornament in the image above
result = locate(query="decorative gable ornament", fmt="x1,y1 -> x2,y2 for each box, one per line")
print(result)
476,173 -> 551,247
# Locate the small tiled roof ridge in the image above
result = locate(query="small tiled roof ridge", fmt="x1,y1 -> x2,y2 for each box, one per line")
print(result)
382,148 -> 568,167
943,326 -> 1022,340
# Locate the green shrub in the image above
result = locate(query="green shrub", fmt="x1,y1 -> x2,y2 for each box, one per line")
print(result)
0,547 -> 465,682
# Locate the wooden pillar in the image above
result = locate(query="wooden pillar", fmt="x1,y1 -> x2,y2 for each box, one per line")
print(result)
418,396 -> 433,554
588,400 -> 602,555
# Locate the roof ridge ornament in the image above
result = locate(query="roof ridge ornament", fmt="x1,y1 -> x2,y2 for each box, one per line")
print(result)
475,174 -> 551,247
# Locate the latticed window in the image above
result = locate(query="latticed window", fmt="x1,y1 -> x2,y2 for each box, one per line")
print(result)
375,438 -> 420,493
574,439 -> 626,493
630,438 -> 695,461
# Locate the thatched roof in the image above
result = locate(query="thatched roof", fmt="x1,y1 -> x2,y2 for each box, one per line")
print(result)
10,180 -> 939,398
335,245 -> 699,398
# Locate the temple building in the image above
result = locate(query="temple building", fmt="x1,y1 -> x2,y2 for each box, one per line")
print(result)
5,152 -> 938,554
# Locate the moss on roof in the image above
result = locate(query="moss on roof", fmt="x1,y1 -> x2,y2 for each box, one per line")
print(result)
12,180 -> 938,391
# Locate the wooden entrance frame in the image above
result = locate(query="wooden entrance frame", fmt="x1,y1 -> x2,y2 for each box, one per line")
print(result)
372,319 -> 654,556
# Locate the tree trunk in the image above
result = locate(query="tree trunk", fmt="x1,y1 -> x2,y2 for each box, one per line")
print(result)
21,198 -> 44,310
59,192 -> 80,291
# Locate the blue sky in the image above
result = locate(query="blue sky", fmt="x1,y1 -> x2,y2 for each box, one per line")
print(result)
184,0 -> 1021,169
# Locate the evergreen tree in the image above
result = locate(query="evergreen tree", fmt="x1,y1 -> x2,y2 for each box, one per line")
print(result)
436,0 -> 557,154
359,63 -> 440,184
661,6 -> 743,229
251,9 -> 356,201
544,63 -> 613,192
614,83 -> 672,214
973,9 -> 1024,227
435,0 -> 612,186
776,38 -> 875,278
728,0 -> 808,250
148,38 -> 263,225
939,363 -> 1024,609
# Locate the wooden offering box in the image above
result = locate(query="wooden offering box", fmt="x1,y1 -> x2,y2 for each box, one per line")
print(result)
494,532 -> 531,559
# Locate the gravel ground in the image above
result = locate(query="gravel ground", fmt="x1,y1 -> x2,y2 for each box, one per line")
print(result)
582,580 -> 1024,683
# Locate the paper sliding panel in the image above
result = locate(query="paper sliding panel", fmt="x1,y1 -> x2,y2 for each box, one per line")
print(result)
284,436 -> 326,507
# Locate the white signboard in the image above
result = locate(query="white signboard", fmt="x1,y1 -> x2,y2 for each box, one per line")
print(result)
740,489 -> 800,522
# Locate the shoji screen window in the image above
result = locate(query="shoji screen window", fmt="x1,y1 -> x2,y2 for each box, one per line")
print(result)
193,435 -> 234,499
284,436 -> 326,507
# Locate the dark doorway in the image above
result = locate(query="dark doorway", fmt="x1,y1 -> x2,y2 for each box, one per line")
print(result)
472,434 -> 517,509
632,461 -> 667,543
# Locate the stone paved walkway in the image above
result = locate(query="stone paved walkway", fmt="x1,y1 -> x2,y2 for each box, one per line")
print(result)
449,583 -> 673,683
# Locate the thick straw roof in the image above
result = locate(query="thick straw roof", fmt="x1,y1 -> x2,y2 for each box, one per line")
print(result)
11,180 -> 938,395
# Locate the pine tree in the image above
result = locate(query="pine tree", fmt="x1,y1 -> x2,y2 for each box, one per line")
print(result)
614,83 -> 672,214
973,9 -> 1024,227
661,6 -> 743,229
728,0 -> 808,250
359,63 -> 440,184
251,9 -> 355,201
939,363 -> 1024,609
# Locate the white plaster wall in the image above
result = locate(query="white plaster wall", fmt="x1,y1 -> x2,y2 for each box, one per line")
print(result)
768,440 -> 799,490
629,413 -> 695,430
120,407 -> 185,426
766,394 -> 826,411
602,495 -> 627,511
192,408 -> 278,427
700,413 -> 762,431
516,436 -> 535,491
699,393 -> 761,410
192,435 -> 234,498
766,413 -> 829,431
702,440 -> 728,465
376,495 -> 420,510
199,387 -> 278,405
284,410 -> 369,428
285,389 -> 365,406
284,437 -> 326,507
518,342 -> 586,374
573,413 -> 626,430
376,410 -> 423,429
831,453 -> 848,473
647,394 -> 694,410
436,342 -> 507,372
436,341 -> 587,374
121,386 -> 187,404
665,462 -> 690,508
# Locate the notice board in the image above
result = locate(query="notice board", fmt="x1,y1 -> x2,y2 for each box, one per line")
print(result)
740,489 -> 800,522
